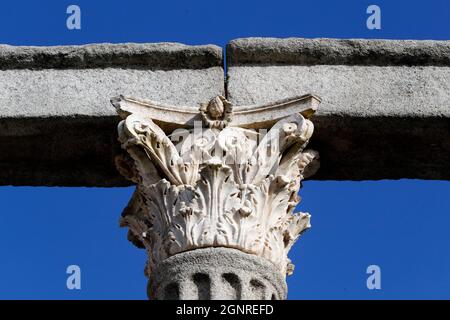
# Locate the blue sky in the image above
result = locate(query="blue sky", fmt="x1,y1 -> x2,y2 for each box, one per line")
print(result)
0,0 -> 449,299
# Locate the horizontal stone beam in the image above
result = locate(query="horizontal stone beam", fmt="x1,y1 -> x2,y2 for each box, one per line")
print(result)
1,38 -> 449,186
227,38 -> 450,180
0,43 -> 224,186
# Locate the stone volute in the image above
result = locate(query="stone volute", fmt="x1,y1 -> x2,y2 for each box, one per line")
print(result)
111,93 -> 321,300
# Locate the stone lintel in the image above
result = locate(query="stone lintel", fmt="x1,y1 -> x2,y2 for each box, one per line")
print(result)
227,38 -> 450,181
1,38 -> 449,186
0,43 -> 224,186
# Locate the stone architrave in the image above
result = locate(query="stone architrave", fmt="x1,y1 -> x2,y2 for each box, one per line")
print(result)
111,93 -> 321,299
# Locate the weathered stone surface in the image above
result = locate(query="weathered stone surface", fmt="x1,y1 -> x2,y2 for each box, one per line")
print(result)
0,68 -> 223,118
227,37 -> 450,66
227,38 -> 450,180
0,43 -> 224,186
0,42 -> 222,70
0,116 -> 125,186
227,65 -> 450,117
149,247 -> 287,300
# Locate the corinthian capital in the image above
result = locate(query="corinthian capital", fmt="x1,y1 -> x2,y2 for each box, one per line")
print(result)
112,94 -> 320,299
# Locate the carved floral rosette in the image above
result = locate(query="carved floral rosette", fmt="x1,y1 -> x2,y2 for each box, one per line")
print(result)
114,96 -> 320,277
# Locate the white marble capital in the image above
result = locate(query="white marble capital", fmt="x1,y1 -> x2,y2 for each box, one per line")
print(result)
112,94 -> 320,289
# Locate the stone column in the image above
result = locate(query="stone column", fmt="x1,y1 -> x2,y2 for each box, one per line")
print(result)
112,94 -> 320,300
149,247 -> 287,300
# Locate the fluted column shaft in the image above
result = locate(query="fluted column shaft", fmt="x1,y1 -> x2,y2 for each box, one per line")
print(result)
149,247 -> 287,300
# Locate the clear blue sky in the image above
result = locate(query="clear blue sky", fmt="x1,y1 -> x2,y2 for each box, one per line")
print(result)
0,0 -> 449,299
